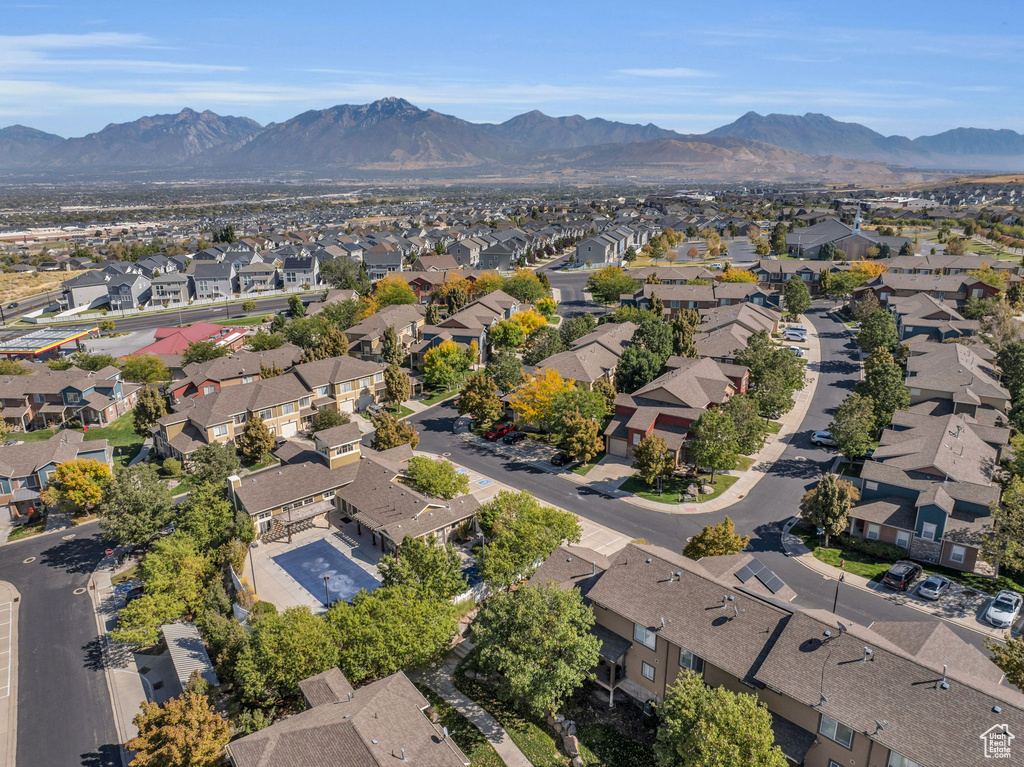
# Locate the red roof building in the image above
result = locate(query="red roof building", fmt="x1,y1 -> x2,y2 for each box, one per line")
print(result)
133,322 -> 247,357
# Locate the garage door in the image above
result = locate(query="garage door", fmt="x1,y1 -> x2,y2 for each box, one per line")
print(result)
608,437 -> 628,457
339,399 -> 355,414
280,420 -> 298,438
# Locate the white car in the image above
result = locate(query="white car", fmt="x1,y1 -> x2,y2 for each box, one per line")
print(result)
984,590 -> 1023,629
784,330 -> 807,342
811,430 -> 836,447
710,262 -> 724,270
788,345 -> 804,358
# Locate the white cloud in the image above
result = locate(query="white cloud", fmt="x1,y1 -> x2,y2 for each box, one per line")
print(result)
617,67 -> 715,78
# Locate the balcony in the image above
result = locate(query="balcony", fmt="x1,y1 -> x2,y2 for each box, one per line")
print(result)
593,660 -> 626,689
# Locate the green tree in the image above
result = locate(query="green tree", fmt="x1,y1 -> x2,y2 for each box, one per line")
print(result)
615,345 -> 663,393
819,241 -> 838,261
722,393 -> 769,455
233,606 -> 340,705
857,309 -> 897,354
986,634 -> 1024,691
502,271 -> 547,303
383,364 -> 411,406
98,464 -> 176,546
683,516 -> 750,559
586,266 -> 639,304
422,340 -> 471,391
235,414 -> 274,464
549,387 -> 607,435
458,373 -> 504,426
370,411 -> 419,450
560,411 -> 603,463
133,385 -> 168,436
473,583 -> 600,716
633,316 -> 673,365
689,408 -> 739,483
593,377 -> 616,413
851,291 -> 882,323
489,319 -> 526,350
425,304 -> 442,325
119,353 -> 170,383
829,393 -> 878,459
998,341 -> 1024,403
631,434 -> 672,495
381,325 -> 403,366
176,482 -> 248,551
188,442 -> 241,487
378,536 -> 468,599
246,331 -> 284,352
478,490 -> 581,590
733,330 -> 806,419
655,671 -> 787,767
312,408 -> 350,432
327,586 -> 458,685
74,352 -> 118,371
241,299 -> 257,312
984,477 -> 1024,576
404,456 -> 469,499
560,313 -> 597,346
783,274 -> 811,317
800,473 -> 860,546
855,349 -> 909,429
670,309 -> 700,358
288,294 -> 306,318
127,676 -> 230,767
521,325 -> 566,366
319,257 -> 370,293
484,349 -> 522,393
98,319 -> 116,333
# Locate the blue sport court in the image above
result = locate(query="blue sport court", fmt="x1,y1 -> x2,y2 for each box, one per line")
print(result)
272,539 -> 381,606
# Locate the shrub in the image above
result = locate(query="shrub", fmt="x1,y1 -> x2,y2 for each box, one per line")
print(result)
162,458 -> 182,477
836,532 -> 906,561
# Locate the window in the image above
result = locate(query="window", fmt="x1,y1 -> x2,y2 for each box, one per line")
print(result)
950,545 -> 966,564
374,372 -> 384,383
633,622 -> 656,650
866,523 -> 880,541
641,661 -> 655,681
972,287 -> 985,299
322,489 -> 335,499
632,433 -> 641,446
203,385 -> 216,395
888,752 -> 922,767
259,409 -> 272,420
340,381 -> 352,393
299,397 -> 310,408
317,386 -> 328,396
896,530 -> 911,549
66,392 -> 80,404
679,648 -> 704,673
360,377 -> 372,388
921,522 -> 937,541
819,715 -> 854,749
213,424 -> 228,438
32,393 -> 44,404
280,402 -> 296,415
233,413 -> 247,426
340,442 -> 355,454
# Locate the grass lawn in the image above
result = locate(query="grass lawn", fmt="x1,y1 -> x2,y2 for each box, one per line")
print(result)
15,429 -> 56,443
389,404 -> 414,419
243,452 -> 279,473
81,412 -> 145,467
415,685 -> 507,767
454,658 -> 570,767
735,455 -> 755,472
620,472 -> 739,504
421,387 -> 460,406
111,565 -> 139,586
575,723 -> 655,767
7,521 -> 45,542
766,420 -> 783,434
547,316 -> 560,325
572,452 -> 605,476
216,314 -> 270,327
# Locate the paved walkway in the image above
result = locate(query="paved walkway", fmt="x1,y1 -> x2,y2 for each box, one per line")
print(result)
127,437 -> 153,466
0,581 -> 18,767
560,313 -> 824,516
411,652 -> 532,767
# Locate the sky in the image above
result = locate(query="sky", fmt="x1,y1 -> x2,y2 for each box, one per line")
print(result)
2,0 -> 1022,139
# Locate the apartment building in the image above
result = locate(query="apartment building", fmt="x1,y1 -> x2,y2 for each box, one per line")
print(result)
0,364 -> 139,431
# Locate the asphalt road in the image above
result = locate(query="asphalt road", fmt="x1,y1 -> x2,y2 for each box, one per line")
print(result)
407,304 -> 991,652
0,521 -> 119,767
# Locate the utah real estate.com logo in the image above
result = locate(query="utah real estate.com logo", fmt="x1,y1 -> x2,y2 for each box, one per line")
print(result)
980,724 -> 1014,759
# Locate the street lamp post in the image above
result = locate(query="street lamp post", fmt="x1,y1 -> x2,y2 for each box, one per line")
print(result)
323,573 -> 331,607
832,572 -> 845,613
249,542 -> 259,598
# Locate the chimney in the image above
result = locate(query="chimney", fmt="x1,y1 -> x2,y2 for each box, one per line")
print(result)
227,474 -> 241,492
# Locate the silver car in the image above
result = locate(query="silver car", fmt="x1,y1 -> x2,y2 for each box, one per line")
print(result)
811,430 -> 836,447
917,574 -> 951,601
984,590 -> 1023,629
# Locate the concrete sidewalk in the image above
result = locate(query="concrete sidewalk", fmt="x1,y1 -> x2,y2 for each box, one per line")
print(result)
411,652 -> 532,767
587,311 -> 824,515
0,582 -> 18,767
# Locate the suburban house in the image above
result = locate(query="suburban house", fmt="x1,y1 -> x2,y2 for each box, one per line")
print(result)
535,541 -> 1024,767
413,290 -> 522,367
751,260 -> 845,294
574,236 -> 619,268
629,266 -> 717,284
478,243 -> 518,272
850,407 -> 1009,572
306,289 -> 360,316
535,321 -> 637,387
190,261 -> 236,299
154,357 -> 386,459
448,236 -> 487,267
237,263 -> 279,293
106,272 -> 152,311
853,273 -> 1000,308
888,293 -> 979,342
623,283 -> 778,315
411,253 -> 460,272
693,303 -> 781,364
225,666 -> 469,767
604,356 -> 748,462
0,431 -> 112,522
230,424 -> 478,546
150,272 -> 193,307
60,264 -> 144,309
363,242 -> 404,281
344,304 -> 426,363
283,256 -> 319,288
168,345 -> 305,402
904,341 -> 1010,416
0,364 -> 139,431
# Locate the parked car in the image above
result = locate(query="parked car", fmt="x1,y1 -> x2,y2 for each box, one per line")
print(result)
788,325 -> 807,333
917,574 -> 951,601
551,451 -> 571,467
364,402 -> 385,417
503,431 -> 528,444
484,423 -> 514,441
883,560 -> 923,591
984,590 -> 1023,629
811,430 -> 836,447
710,262 -> 724,270
787,345 -> 804,358
784,329 -> 807,341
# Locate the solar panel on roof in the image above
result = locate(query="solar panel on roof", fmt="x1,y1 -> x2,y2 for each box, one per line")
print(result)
758,573 -> 786,595
735,565 -> 755,583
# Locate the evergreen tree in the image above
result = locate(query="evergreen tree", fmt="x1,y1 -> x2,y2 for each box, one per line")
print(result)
381,325 -> 403,366
236,414 -> 274,464
631,434 -> 672,495
383,364 -> 411,405
800,473 -> 860,547
133,385 -> 168,436
783,274 -> 811,317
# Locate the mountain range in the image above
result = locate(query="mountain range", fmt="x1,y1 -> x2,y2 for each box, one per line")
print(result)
1,98 -> 1021,181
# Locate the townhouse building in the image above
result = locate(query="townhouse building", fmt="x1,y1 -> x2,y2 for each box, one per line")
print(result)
190,261 -> 236,299
237,262 -> 279,293
903,341 -> 1010,416
535,322 -> 637,388
0,364 -> 139,431
106,272 -> 152,311
150,272 -> 192,307
282,255 -> 318,287
413,290 -> 522,367
344,304 -> 426,363
854,273 -> 1000,309
168,345 -> 305,402
888,294 -> 978,342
